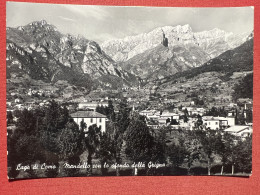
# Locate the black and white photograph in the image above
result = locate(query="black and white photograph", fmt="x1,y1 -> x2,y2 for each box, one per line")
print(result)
6,2 -> 253,179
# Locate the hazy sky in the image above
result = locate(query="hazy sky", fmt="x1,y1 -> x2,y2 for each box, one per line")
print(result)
6,2 -> 254,43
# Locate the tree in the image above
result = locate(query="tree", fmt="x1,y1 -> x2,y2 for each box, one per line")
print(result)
103,99 -> 130,176
197,130 -> 219,175
236,135 -> 252,173
84,124 -> 101,175
12,109 -> 22,118
206,106 -> 227,117
183,108 -> 189,123
167,138 -> 186,169
183,134 -> 202,175
107,100 -> 115,121
124,118 -> 154,163
124,115 -> 165,175
80,119 -> 87,132
97,132 -> 116,175
214,132 -> 228,175
8,108 -> 45,178
7,111 -> 13,125
40,100 -> 70,155
15,109 -> 37,135
96,105 -> 105,115
236,111 -> 246,125
218,134 -> 252,175
57,121 -> 83,161
224,135 -> 240,175
156,126 -> 168,152
195,115 -> 203,130
8,100 -> 82,179
14,134 -> 43,177
96,100 -> 115,121
116,98 -> 130,133
232,73 -> 253,101
43,100 -> 70,133
57,121 -> 84,177
245,109 -> 253,123
170,119 -> 179,125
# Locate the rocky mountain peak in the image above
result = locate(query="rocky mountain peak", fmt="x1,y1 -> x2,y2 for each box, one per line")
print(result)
246,30 -> 254,40
175,24 -> 193,33
29,20 -> 48,26
102,24 -> 250,63
7,20 -> 139,90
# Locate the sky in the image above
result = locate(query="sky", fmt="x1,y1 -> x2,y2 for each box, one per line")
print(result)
6,2 -> 254,43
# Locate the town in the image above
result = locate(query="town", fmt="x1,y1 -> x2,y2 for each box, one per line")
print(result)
7,83 -> 253,138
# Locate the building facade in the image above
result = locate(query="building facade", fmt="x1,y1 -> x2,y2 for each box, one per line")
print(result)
71,111 -> 107,133
78,102 -> 109,111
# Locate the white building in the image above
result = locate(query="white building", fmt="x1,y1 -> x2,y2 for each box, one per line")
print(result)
217,116 -> 235,127
202,116 -> 235,130
224,125 -> 252,138
203,118 -> 220,130
159,111 -> 180,125
71,111 -> 107,133
139,110 -> 157,117
78,102 -> 108,111
160,112 -> 179,120
182,107 -> 205,116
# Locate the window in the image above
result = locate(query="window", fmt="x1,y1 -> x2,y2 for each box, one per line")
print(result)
216,122 -> 218,125
99,118 -> 102,123
90,118 -> 93,123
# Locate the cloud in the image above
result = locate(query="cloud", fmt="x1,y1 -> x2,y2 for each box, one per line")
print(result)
60,4 -> 109,21
58,16 -> 75,22
6,3 -> 253,43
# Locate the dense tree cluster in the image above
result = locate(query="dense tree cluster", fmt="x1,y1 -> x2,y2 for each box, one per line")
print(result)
232,73 -> 253,101
8,101 -> 84,178
8,100 -> 252,178
205,106 -> 228,117
96,100 -> 115,121
166,130 -> 252,175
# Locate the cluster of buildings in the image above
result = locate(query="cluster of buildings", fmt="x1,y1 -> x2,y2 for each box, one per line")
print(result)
68,97 -> 253,140
7,99 -> 51,111
139,104 -> 252,138
27,88 -> 55,97
139,106 -> 205,127
7,90 -> 253,139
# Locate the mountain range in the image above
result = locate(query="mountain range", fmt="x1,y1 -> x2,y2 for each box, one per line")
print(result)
102,24 -> 250,82
6,20 -> 138,90
157,35 -> 253,88
102,24 -> 250,61
6,20 -> 253,91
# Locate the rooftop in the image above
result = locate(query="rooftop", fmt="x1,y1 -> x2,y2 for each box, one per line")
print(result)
71,111 -> 107,118
224,125 -> 252,133
79,101 -> 108,104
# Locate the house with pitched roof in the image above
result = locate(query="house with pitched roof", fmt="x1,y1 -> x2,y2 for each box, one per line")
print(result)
71,111 -> 107,132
